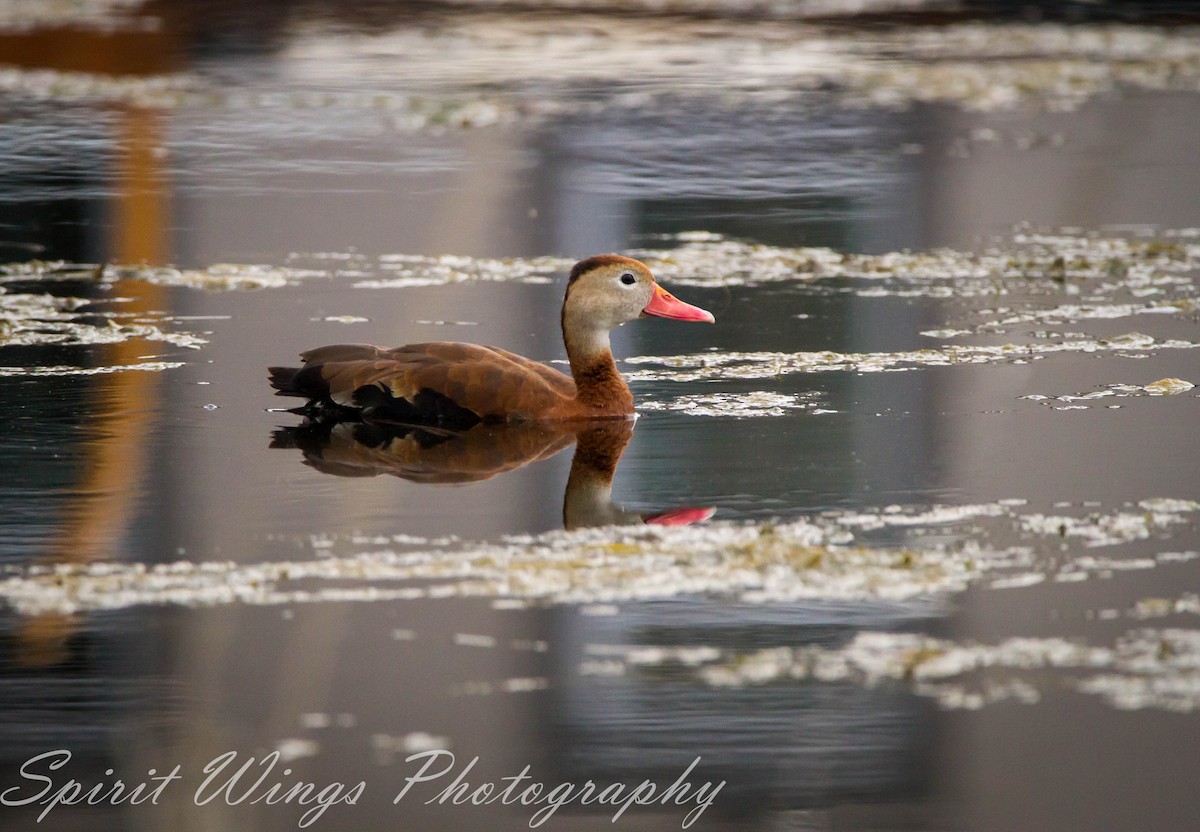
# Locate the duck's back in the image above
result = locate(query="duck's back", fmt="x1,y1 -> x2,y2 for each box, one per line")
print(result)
270,342 -> 574,425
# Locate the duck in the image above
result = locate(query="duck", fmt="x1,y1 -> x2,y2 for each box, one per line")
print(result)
268,254 -> 713,424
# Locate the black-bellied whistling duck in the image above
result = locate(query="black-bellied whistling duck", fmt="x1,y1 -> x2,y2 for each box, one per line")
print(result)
271,419 -> 715,529
268,255 -> 713,424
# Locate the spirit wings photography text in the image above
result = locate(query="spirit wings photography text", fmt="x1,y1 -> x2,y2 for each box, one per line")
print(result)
1,749 -> 725,828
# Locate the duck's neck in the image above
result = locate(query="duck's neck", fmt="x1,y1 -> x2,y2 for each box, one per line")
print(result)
562,318 -> 634,413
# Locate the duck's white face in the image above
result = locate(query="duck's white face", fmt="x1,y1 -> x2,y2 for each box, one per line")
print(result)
563,256 -> 714,346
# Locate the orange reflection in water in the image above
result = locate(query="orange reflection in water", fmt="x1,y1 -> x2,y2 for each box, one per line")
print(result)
21,99 -> 174,665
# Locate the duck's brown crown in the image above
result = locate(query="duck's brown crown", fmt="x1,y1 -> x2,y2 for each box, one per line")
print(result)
566,254 -> 642,290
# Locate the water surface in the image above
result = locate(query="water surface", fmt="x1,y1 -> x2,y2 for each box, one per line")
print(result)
1,4 -> 1199,831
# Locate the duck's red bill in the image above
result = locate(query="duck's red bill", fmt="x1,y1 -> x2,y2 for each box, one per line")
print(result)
642,284 -> 715,323
642,507 -> 717,526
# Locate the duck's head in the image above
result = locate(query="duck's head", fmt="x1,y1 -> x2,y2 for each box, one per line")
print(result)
563,255 -> 714,341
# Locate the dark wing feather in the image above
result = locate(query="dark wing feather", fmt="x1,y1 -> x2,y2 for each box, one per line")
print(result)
271,342 -> 573,423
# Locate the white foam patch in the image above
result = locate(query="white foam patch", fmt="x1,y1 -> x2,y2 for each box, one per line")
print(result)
600,626 -> 1200,713
637,391 -> 819,417
625,334 -> 1199,383
354,254 -> 570,288
0,520 -> 1003,616
0,361 -> 185,377
7,17 -> 1200,123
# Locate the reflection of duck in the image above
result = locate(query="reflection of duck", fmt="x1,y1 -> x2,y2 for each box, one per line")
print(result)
561,421 -> 714,530
270,419 -> 713,530
268,255 -> 713,424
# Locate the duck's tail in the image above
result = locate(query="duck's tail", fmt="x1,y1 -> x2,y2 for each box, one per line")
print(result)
268,366 -> 304,397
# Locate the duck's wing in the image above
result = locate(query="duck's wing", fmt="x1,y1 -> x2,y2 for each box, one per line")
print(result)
478,346 -> 576,397
271,342 -> 573,423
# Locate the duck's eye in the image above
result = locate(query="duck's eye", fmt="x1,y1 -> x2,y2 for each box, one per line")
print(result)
619,273 -> 636,286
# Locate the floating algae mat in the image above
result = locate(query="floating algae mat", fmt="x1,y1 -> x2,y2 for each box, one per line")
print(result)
587,626 -> 1200,713
12,226 -> 1199,293
5,16 -> 1200,131
2,497 -> 1194,614
1,261 -> 326,292
0,520 -> 969,613
4,227 -> 1199,382
0,265 -> 206,367
2,498 -> 1196,716
636,391 -> 832,417
287,228 -> 1200,293
0,261 -> 317,375
625,334 -> 1199,383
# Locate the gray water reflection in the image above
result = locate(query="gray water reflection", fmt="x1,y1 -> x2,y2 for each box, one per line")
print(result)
7,63 -> 1200,263
3,5 -> 1200,832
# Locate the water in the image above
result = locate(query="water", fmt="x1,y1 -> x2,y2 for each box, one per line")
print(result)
2,4 -> 1199,831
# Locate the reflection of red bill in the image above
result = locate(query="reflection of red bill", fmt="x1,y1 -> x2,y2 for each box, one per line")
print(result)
641,284 -> 715,323
643,507 -> 717,526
